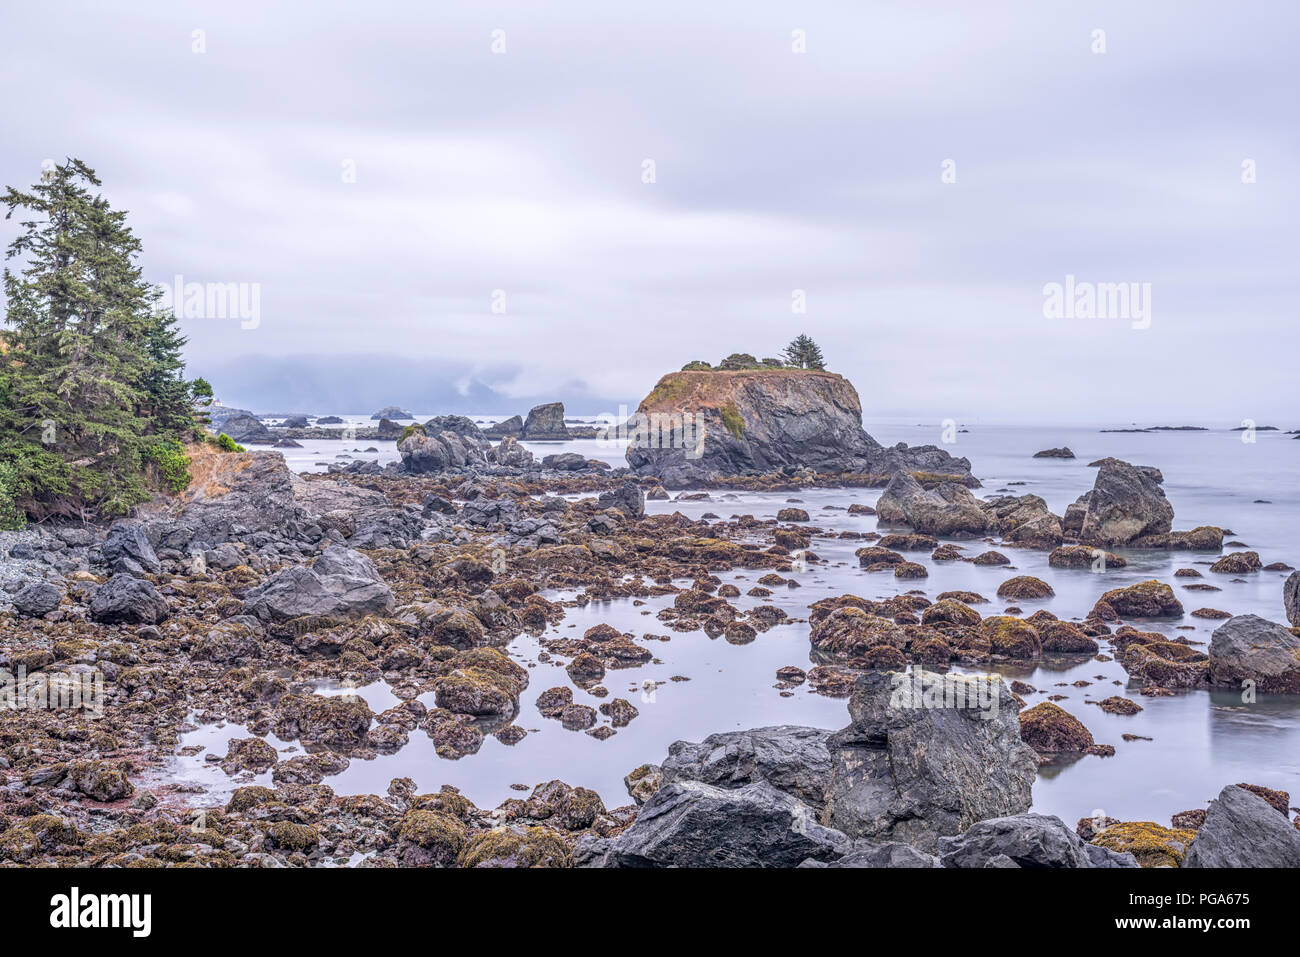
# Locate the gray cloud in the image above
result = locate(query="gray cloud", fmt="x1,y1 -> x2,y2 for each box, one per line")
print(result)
2,0 -> 1296,423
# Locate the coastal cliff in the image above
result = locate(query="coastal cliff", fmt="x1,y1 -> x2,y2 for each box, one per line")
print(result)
624,369 -> 975,487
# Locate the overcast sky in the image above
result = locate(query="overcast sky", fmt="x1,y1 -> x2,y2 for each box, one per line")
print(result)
2,0 -> 1296,423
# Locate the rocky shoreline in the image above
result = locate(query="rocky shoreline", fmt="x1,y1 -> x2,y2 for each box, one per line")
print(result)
2,422 -> 1298,866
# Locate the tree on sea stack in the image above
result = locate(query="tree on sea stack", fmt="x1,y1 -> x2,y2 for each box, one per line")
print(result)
782,334 -> 826,370
0,158 -> 203,525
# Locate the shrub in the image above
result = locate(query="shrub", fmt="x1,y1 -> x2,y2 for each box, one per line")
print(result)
143,439 -> 192,493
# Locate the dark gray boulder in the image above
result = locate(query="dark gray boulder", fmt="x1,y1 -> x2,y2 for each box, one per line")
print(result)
823,670 -> 1038,852
875,471 -> 989,536
12,580 -> 64,618
1183,785 -> 1300,867
521,402 -> 569,439
101,522 -> 161,575
597,780 -> 850,867
937,813 -> 1137,868
542,452 -> 586,471
1208,614 -> 1300,693
219,413 -> 274,444
1076,457 -> 1174,546
659,725 -> 833,811
242,546 -> 394,622
89,574 -> 169,625
483,415 -> 524,438
800,840 -> 940,868
596,481 -> 646,519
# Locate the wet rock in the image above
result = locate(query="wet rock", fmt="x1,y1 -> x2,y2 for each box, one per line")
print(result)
1092,580 -> 1183,618
12,580 -> 63,618
1033,447 -> 1075,459
823,671 -> 1037,851
659,726 -> 833,811
542,452 -> 587,471
101,522 -> 161,575
1019,702 -> 1094,753
996,576 -> 1054,600
1210,550 -> 1262,574
599,698 -> 639,727
971,550 -> 1010,566
1183,786 -> 1300,867
596,481 -> 646,519
875,471 -> 989,536
521,402 -> 570,440
1075,458 -> 1174,547
1097,696 -> 1142,715
938,813 -> 1137,868
88,574 -> 169,625
560,704 -> 597,730
243,546 -> 394,622
810,608 -> 907,659
1048,544 -> 1125,570
802,841 -> 941,868
596,780 -> 850,867
1208,615 -> 1300,693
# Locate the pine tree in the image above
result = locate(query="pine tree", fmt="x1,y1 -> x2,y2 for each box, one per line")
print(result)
782,333 -> 827,370
1,159 -> 198,523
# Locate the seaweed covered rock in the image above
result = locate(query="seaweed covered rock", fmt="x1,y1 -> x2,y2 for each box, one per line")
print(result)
1092,580 -> 1183,619
1019,702 -> 1093,754
1090,821 -> 1196,868
809,608 -> 907,659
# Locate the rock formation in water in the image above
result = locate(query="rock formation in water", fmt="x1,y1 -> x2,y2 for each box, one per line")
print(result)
521,402 -> 570,440
625,369 -> 975,487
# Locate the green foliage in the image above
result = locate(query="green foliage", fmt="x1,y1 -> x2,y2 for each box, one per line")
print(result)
0,460 -> 27,530
782,334 -> 826,370
400,423 -> 427,442
1,158 -> 198,521
717,352 -> 762,371
143,439 -> 192,493
680,360 -> 712,371
718,402 -> 746,439
212,432 -> 244,453
760,357 -> 784,367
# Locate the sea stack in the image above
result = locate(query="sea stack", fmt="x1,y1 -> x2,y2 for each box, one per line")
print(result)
625,367 -> 975,487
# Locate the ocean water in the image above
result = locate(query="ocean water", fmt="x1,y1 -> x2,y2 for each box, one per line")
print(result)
170,420 -> 1300,828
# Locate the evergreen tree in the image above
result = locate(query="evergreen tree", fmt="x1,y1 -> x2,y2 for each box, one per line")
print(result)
782,333 -> 826,370
1,158 -> 198,523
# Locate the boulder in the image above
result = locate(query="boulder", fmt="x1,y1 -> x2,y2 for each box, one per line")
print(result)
595,780 -> 850,867
801,841 -> 940,868
938,814 -> 1137,868
822,671 -> 1037,851
88,574 -> 170,625
242,546 -> 394,622
1183,785 -> 1300,868
12,580 -> 63,618
101,522 -> 161,575
219,413 -> 274,444
483,415 -> 524,439
875,471 -> 989,536
1092,580 -> 1183,618
1208,614 -> 1300,693
542,452 -> 586,471
597,481 -> 646,519
658,726 -> 833,811
521,402 -> 569,439
1033,447 -> 1074,459
1076,458 -> 1174,546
